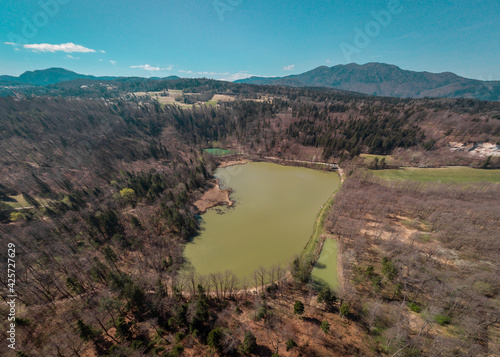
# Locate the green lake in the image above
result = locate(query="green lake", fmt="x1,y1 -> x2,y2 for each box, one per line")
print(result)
311,239 -> 340,291
184,162 -> 341,283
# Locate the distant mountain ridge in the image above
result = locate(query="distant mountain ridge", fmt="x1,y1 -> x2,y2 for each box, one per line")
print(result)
2,64 -> 499,101
0,68 -> 180,86
236,63 -> 500,101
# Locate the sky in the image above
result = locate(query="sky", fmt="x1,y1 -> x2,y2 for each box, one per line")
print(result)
0,0 -> 499,81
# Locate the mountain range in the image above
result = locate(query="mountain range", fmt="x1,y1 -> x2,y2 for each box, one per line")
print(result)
1,64 -> 499,101
236,63 -> 500,101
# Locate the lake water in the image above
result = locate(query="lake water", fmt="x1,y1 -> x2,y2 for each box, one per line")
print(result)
311,239 -> 340,291
184,162 -> 341,282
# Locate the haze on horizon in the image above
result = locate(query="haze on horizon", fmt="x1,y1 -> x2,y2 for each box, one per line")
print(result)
1,0 -> 499,81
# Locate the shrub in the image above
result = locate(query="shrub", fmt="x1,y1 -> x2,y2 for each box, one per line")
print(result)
10,212 -> 27,222
286,339 -> 297,351
340,301 -> 350,318
294,300 -> 305,316
174,331 -> 185,343
207,327 -> 224,350
434,314 -> 451,326
408,302 -> 422,313
381,257 -> 397,281
120,188 -> 136,201
317,286 -> 336,305
240,331 -> 257,354
321,320 -> 330,334
255,306 -> 267,321
169,344 -> 184,357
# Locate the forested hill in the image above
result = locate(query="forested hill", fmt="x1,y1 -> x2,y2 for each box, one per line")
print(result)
236,63 -> 500,101
0,67 -> 180,86
1,79 -> 499,206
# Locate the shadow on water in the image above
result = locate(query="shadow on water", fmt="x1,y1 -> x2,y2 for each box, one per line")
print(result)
313,262 -> 327,269
310,278 -> 330,292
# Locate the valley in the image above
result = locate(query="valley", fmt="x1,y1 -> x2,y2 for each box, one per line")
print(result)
0,76 -> 499,356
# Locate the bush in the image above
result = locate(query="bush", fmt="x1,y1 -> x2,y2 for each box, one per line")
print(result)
365,265 -> 375,276
293,300 -> 305,316
317,286 -> 336,305
434,314 -> 451,326
240,331 -> 257,354
370,275 -> 383,292
119,188 -> 136,202
174,331 -> 185,343
408,302 -> 422,313
286,339 -> 297,351
169,344 -> 184,357
340,301 -> 350,318
321,320 -> 330,334
255,306 -> 267,321
381,257 -> 397,281
207,327 -> 224,350
10,211 -> 27,222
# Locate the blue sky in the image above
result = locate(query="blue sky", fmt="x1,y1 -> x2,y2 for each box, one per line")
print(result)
1,0 -> 499,80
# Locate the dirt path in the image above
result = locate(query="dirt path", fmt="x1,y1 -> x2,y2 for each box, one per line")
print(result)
217,159 -> 248,168
263,156 -> 338,169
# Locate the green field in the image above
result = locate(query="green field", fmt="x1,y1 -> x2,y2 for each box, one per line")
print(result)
203,148 -> 235,156
360,154 -> 394,164
372,167 -> 500,183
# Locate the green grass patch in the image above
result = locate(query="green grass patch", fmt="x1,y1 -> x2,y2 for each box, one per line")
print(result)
2,194 -> 51,209
434,314 -> 451,326
372,167 -> 500,183
361,154 -> 394,164
205,100 -> 218,107
203,148 -> 235,156
408,302 -> 422,313
417,233 -> 432,243
400,218 -> 432,232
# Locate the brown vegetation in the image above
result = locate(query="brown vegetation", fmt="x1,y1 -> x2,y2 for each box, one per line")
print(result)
326,172 -> 500,356
193,179 -> 232,213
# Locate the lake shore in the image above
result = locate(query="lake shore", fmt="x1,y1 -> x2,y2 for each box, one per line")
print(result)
186,162 -> 340,280
194,179 -> 233,213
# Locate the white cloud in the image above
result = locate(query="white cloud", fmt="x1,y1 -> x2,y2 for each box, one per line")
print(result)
65,54 -> 80,60
110,60 -> 117,65
99,50 -> 106,53
130,64 -> 161,71
177,69 -> 254,81
196,71 -> 230,76
4,42 -> 17,46
220,72 -> 254,81
23,42 -> 97,53
326,59 -> 331,63
283,64 -> 295,71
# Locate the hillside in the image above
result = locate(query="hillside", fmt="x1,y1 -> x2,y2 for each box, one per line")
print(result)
236,63 -> 500,101
0,79 -> 499,356
0,68 -> 181,86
